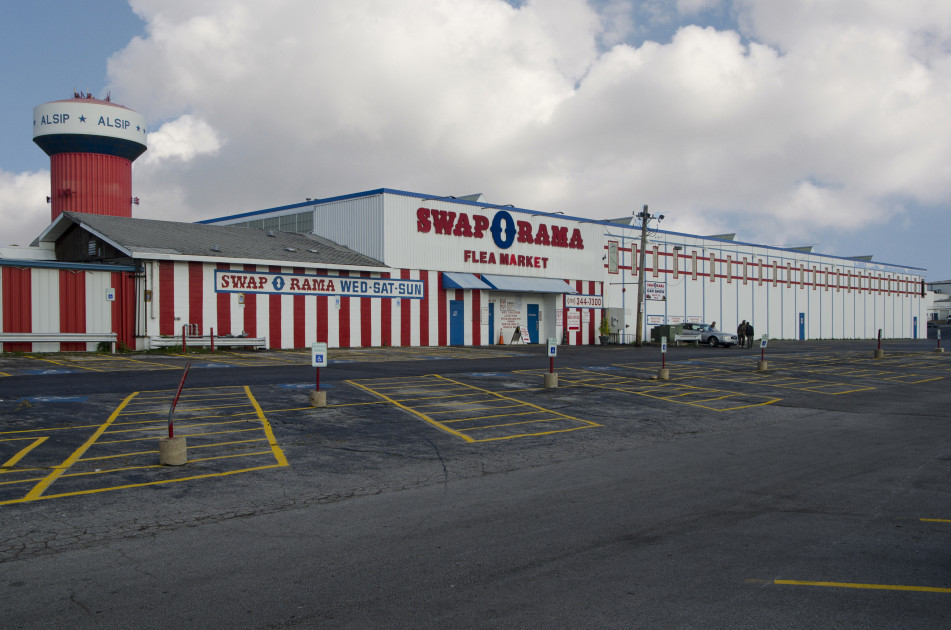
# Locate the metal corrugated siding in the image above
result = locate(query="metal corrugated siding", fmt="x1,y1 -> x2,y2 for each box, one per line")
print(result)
312,195 -> 385,261
59,269 -> 86,351
50,152 -> 132,221
31,269 -> 59,352
1,267 -> 31,351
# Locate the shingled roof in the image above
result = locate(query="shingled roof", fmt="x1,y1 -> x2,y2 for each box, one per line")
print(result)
40,212 -> 385,268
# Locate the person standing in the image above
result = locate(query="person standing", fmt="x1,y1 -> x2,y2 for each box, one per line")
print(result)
737,320 -> 746,348
746,321 -> 755,348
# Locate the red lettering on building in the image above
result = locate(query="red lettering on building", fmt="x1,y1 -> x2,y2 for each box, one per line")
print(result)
416,207 -> 585,251
431,209 -> 457,235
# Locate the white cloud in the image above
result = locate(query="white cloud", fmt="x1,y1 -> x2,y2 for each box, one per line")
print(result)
0,170 -> 51,246
7,0 -> 951,270
140,115 -> 222,165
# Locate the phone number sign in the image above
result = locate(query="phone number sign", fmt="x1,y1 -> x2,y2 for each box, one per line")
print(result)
564,294 -> 603,309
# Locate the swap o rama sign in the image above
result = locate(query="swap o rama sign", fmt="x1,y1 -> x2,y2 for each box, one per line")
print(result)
214,270 -> 424,299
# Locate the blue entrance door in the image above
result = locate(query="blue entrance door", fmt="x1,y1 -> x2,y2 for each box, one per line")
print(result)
527,304 -> 539,343
450,300 -> 464,346
488,303 -> 495,344
799,312 -> 806,340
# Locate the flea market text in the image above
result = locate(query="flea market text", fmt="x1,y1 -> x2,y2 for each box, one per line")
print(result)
214,270 -> 424,299
416,207 -> 585,251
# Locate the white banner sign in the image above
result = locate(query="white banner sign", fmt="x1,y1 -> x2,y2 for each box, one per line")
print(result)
215,270 -> 424,299
646,281 -> 666,301
567,310 -> 581,331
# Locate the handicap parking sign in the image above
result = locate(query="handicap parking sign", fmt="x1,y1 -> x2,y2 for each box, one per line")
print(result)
311,342 -> 328,367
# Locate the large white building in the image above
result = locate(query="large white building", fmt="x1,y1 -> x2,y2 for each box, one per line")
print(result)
201,187 -> 930,345
0,188 -> 930,352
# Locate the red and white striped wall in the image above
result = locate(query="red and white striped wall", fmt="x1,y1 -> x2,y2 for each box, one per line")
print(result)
0,264 -> 136,352
146,260 -> 603,349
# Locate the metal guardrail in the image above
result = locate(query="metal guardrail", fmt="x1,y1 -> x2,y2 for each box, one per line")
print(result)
148,336 -> 267,349
0,332 -> 117,353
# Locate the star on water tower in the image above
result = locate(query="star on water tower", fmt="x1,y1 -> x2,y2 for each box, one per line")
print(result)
33,92 -> 147,221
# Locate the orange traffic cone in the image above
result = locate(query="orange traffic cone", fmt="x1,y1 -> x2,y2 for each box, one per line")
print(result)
498,330 -> 504,345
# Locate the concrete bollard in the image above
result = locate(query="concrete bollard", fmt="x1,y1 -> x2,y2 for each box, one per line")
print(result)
874,349 -> 884,359
657,368 -> 670,381
543,373 -> 558,388
159,436 -> 188,466
757,360 -> 768,372
935,347 -> 945,353
310,390 -> 327,407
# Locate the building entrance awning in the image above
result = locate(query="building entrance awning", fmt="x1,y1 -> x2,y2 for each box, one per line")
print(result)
481,274 -> 578,294
442,272 -> 492,290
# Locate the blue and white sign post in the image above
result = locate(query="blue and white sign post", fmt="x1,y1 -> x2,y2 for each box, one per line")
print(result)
544,337 -> 559,388
658,336 -> 670,381
310,342 -> 328,407
758,336 -> 769,371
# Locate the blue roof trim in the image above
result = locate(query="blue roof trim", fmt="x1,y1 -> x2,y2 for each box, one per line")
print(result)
197,189 -> 390,224
0,259 -> 137,272
197,187 -> 925,273
196,187 -> 600,226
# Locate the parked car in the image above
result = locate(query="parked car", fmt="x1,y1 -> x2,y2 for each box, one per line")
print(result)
681,322 -> 738,347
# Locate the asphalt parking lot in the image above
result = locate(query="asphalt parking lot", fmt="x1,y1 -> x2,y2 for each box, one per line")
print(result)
1,339 -> 950,628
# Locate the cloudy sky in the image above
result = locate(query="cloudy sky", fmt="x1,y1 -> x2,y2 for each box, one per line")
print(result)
2,0 -> 949,278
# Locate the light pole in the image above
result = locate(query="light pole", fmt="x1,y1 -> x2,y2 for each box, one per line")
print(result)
634,204 -> 664,346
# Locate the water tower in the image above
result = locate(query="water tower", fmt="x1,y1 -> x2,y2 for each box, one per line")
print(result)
33,92 -> 147,221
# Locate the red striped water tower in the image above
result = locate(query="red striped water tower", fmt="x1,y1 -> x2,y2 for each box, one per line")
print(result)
33,93 -> 147,221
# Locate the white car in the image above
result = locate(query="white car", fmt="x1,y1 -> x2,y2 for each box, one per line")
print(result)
682,323 -> 738,347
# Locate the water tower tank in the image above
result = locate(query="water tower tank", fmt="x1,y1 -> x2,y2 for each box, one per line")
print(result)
33,94 -> 147,221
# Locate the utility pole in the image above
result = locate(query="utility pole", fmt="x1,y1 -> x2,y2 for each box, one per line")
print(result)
634,204 -> 664,346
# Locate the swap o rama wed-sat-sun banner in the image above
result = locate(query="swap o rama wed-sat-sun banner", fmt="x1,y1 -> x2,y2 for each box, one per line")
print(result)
214,270 -> 425,299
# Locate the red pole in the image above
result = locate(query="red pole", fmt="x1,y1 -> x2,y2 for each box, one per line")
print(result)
168,361 -> 192,439
210,327 -> 215,353
662,350 -> 666,370
877,329 -> 882,350
761,345 -> 765,362
549,356 -> 554,374
182,324 -> 187,354
316,366 -> 320,392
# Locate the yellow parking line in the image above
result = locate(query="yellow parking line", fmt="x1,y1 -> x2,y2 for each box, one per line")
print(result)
244,385 -> 288,467
348,380 -> 474,442
95,426 -> 263,445
22,392 -> 138,500
442,409 -> 540,423
0,465 -> 285,506
921,518 -> 951,523
20,355 -> 105,372
118,402 -> 254,417
78,438 -> 269,462
431,403 -> 526,417
105,418 -> 253,435
0,474 -> 47,486
461,417 -> 564,432
774,579 -> 951,593
63,451 -> 276,478
1,437 -> 49,470
414,398 -> 510,409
